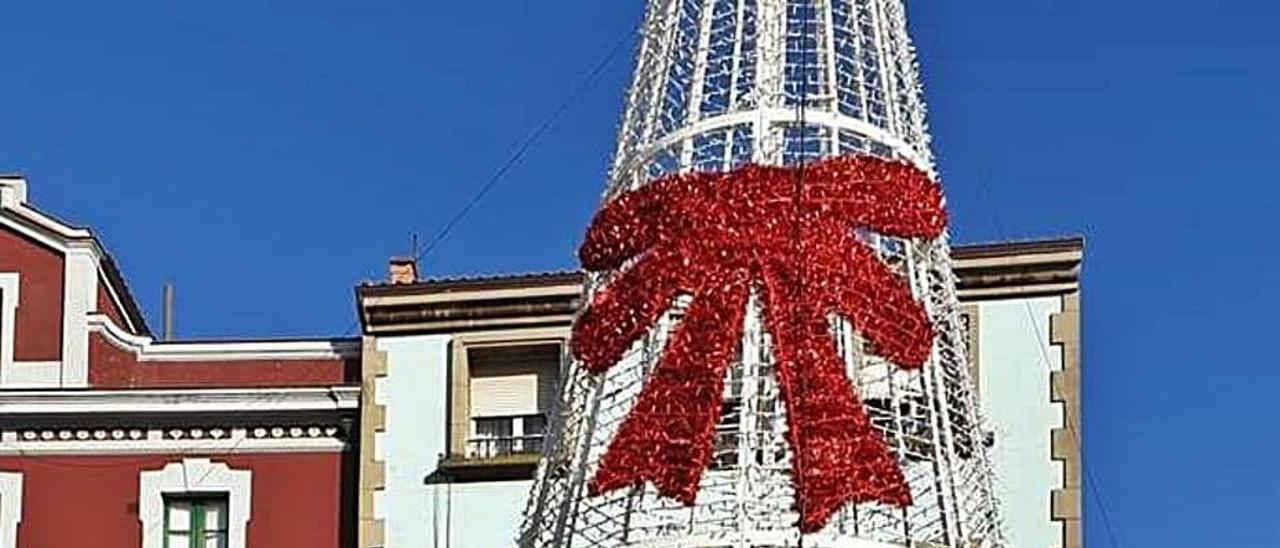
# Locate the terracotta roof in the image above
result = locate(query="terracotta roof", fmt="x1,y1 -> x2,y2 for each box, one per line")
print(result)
98,249 -> 151,337
358,270 -> 581,297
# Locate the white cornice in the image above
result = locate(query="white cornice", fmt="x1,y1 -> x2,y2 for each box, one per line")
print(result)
0,179 -> 92,241
0,177 -> 26,208
0,386 -> 360,415
88,314 -> 360,362
952,249 -> 1083,271
1,430 -> 349,456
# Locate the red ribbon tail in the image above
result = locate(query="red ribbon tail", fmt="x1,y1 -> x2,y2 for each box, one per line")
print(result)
586,376 -> 713,505
793,395 -> 913,533
764,296 -> 913,534
586,360 -> 729,505
587,282 -> 748,505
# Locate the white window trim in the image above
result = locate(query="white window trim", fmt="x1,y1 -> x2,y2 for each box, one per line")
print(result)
139,458 -> 251,548
0,273 -> 18,378
0,471 -> 22,548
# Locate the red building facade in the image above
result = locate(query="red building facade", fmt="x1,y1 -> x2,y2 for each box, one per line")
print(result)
0,176 -> 361,547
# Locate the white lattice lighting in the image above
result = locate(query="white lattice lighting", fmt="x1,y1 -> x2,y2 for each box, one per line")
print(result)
521,1 -> 1004,546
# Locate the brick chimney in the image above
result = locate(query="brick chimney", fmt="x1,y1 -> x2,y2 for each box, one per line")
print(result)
388,257 -> 418,285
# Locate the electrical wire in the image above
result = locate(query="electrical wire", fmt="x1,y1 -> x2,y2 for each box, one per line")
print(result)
412,29 -> 636,262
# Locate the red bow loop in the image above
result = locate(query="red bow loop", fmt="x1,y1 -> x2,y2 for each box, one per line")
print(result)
572,154 -> 944,533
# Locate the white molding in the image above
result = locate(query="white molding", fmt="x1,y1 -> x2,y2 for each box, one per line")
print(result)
139,459 -> 251,548
0,438 -> 345,456
0,205 -> 95,259
0,215 -> 67,258
3,362 -> 60,388
0,386 -> 359,415
0,425 -> 348,456
0,180 -> 91,242
0,472 -> 21,548
957,282 -> 1080,301
88,314 -> 360,362
61,247 -> 97,387
1,185 -> 359,383
0,178 -> 26,209
953,250 -> 1083,270
0,274 -> 17,385
0,181 -> 132,357
0,274 -> 63,388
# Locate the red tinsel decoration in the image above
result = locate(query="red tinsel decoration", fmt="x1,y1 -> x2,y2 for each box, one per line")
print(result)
573,154 -> 946,533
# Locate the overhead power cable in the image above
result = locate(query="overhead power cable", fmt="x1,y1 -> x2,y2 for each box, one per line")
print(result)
413,29 -> 637,261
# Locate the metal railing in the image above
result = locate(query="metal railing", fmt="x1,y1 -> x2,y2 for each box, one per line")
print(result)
466,413 -> 548,459
466,434 -> 546,459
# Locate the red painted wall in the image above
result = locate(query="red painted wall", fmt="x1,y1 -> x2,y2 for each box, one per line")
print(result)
88,334 -> 358,388
0,226 -> 63,361
0,452 -> 349,548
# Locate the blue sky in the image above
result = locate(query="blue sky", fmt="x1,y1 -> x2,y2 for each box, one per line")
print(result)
3,1 -> 1279,545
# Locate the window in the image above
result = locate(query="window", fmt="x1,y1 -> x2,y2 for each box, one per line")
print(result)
0,471 -> 21,548
466,344 -> 559,459
139,459 -> 250,548
164,496 -> 228,548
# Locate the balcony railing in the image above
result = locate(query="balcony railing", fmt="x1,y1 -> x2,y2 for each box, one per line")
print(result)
466,413 -> 547,460
466,434 -> 546,460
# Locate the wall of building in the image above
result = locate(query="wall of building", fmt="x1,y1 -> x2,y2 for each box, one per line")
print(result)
0,453 -> 348,547
429,480 -> 533,547
371,303 -> 1074,548
975,296 -> 1065,548
377,333 -> 536,547
377,334 -> 449,547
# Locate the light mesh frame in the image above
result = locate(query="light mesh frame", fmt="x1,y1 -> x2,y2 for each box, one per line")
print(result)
521,0 -> 1004,546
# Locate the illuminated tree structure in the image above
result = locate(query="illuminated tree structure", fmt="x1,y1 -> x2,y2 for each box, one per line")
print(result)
521,1 -> 1003,546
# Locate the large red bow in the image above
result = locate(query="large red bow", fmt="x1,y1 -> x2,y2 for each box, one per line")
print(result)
572,154 -> 945,533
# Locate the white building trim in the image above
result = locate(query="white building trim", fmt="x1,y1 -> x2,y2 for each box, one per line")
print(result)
0,274 -> 17,383
0,427 -> 348,456
1,177 -> 104,388
1,180 -> 358,386
88,314 -> 360,362
0,386 -> 359,415
0,272 -> 64,389
0,178 -> 26,210
0,472 -> 22,548
61,245 -> 97,387
0,177 -> 92,241
139,459 -> 251,548
0,204 -> 83,255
